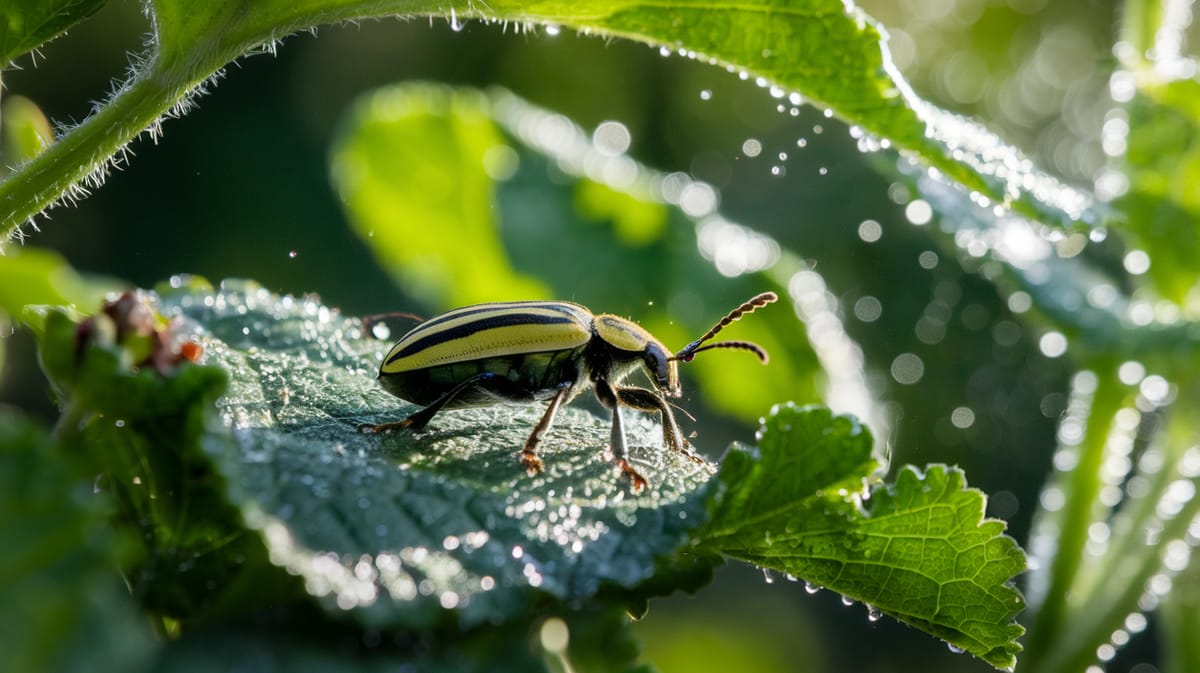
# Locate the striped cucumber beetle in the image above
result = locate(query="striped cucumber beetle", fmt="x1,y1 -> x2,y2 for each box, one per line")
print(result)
360,292 -> 777,491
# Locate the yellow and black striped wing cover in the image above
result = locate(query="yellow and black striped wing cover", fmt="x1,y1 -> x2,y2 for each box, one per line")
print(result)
380,301 -> 595,374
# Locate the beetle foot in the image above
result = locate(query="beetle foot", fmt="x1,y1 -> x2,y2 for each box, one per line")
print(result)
678,440 -> 718,474
519,451 -> 544,475
615,459 -> 648,494
357,419 -> 415,434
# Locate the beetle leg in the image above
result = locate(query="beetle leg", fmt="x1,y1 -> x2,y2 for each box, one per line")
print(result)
519,386 -> 569,475
358,372 -> 497,433
614,386 -> 715,473
595,380 -> 649,493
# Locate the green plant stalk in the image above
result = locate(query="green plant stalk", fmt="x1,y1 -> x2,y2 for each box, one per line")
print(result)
1028,482 -> 1200,673
1117,0 -> 1159,68
1024,367 -> 1125,669
1028,382 -> 1200,673
1162,560 -> 1200,673
1076,387 -> 1199,601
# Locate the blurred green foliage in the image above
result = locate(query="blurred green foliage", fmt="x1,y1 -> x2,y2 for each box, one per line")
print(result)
3,1 -> 1200,673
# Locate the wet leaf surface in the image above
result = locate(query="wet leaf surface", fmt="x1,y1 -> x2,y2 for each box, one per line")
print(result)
163,280 -> 716,628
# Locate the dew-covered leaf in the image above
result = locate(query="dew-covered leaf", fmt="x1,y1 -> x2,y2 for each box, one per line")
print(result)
0,410 -> 156,673
157,279 -> 716,629
699,404 -> 1027,671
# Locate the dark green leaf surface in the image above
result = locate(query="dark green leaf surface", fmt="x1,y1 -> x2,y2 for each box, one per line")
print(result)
159,280 -> 715,629
700,404 -> 1027,671
0,0 -> 105,65
0,411 -> 155,673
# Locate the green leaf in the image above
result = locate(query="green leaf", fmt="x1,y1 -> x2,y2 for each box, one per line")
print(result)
0,410 -> 156,673
156,279 -> 716,628
1162,558 -> 1200,673
35,295 -> 297,621
1112,0 -> 1200,303
0,95 -> 55,169
699,404 -> 1027,671
2,1 -> 1098,243
1116,79 -> 1200,304
330,84 -> 548,306
0,0 -> 105,65
0,246 -> 125,326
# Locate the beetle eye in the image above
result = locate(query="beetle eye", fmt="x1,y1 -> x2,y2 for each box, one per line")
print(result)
644,344 -> 671,387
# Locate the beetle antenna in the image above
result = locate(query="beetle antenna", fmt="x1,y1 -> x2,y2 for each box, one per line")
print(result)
684,339 -> 770,364
671,292 -> 777,362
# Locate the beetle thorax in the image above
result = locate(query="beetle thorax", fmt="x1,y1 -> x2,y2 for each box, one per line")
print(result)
589,315 -> 678,394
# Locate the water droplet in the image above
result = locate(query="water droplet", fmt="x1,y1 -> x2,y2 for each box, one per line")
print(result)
804,581 -> 822,594
762,567 -> 776,584
947,643 -> 965,654
540,617 -> 570,653
699,89 -> 713,101
841,595 -> 855,607
866,605 -> 883,622
288,250 -> 298,259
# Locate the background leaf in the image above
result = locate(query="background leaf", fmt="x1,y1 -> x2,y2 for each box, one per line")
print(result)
331,82 -> 834,428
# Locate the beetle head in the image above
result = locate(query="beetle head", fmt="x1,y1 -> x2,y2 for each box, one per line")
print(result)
593,314 -> 681,396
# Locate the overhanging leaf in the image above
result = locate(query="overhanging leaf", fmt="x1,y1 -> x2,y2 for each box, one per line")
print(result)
699,404 -> 1027,671
2,0 -> 1099,241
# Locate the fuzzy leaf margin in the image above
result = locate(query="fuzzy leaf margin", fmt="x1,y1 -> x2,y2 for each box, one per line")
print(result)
699,404 -> 1027,671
